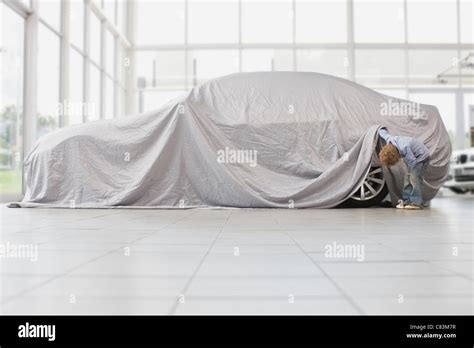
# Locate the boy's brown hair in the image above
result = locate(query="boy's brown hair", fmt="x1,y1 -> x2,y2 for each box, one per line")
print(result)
379,144 -> 400,166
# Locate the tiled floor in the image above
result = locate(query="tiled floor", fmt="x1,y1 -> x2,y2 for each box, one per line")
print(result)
0,191 -> 472,315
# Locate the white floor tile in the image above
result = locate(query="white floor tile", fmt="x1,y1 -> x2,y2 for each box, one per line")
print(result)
215,231 -> 295,245
430,260 -> 474,278
210,245 -> 302,255
334,275 -> 473,297
196,253 -> 323,277
0,250 -> 110,276
355,297 -> 474,315
0,275 -> 53,300
185,276 -> 342,297
26,275 -> 188,298
69,251 -> 204,277
174,298 -> 358,315
0,296 -> 175,315
318,261 -> 453,277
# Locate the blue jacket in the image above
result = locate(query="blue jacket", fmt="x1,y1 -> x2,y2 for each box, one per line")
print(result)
378,128 -> 430,170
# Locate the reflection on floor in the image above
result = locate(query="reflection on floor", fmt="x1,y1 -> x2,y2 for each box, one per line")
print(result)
0,191 -> 472,315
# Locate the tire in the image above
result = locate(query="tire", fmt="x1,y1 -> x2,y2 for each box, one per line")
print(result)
449,187 -> 469,194
345,167 -> 389,208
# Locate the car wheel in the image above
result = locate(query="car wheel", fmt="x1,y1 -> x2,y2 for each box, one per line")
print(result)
346,167 -> 388,208
449,187 -> 469,194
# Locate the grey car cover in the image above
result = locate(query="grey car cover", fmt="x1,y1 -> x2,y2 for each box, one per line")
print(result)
13,72 -> 451,208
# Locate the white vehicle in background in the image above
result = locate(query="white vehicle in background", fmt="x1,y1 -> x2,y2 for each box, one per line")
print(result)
444,148 -> 474,194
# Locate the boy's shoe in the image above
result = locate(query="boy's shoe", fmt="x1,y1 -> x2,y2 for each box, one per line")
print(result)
404,203 -> 422,210
396,200 -> 405,209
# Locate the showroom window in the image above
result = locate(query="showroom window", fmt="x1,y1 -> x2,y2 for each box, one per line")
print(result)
142,91 -> 185,112
407,0 -> 457,43
135,51 -> 186,113
355,49 -> 406,85
460,0 -> 473,43
136,0 -> 185,45
89,64 -> 102,121
295,0 -> 346,43
89,12 -> 102,65
463,93 -> 474,147
408,50 -> 459,84
188,0 -> 239,44
188,50 -> 240,84
242,0 -> 293,43
136,51 -> 186,88
37,23 -> 60,137
374,89 -> 408,100
68,47 -> 84,125
68,0 -> 128,124
38,0 -> 61,32
102,0 -> 116,20
297,49 -> 349,78
70,0 -> 84,50
460,50 -> 474,86
105,77 -> 115,119
106,31 -> 115,78
408,92 -> 456,143
0,4 -> 25,199
32,0 -> 128,131
241,49 -> 294,72
117,0 -> 126,32
354,0 -> 405,43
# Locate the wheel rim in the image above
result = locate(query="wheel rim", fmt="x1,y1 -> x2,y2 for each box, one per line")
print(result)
351,167 -> 386,201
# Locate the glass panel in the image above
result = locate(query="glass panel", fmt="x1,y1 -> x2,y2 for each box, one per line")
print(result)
106,30 -> 115,76
463,92 -> 474,147
355,49 -> 405,84
68,48 -> 84,125
89,12 -> 102,65
460,0 -> 473,43
70,0 -> 84,50
103,0 -> 116,21
105,78 -> 114,119
407,0 -> 457,43
374,89 -> 408,100
135,51 -> 185,88
88,64 -> 101,121
0,5 -> 24,198
188,50 -> 239,85
116,44 -> 125,86
242,0 -> 293,43
39,0 -> 61,32
296,49 -> 349,77
37,25 -> 60,138
295,0 -> 346,43
117,0 -> 126,31
119,86 -> 126,117
242,49 -> 293,72
460,50 -> 474,85
142,91 -> 185,112
408,92 -> 456,143
136,0 -> 185,45
354,0 -> 404,43
188,0 -> 238,44
408,50 -> 458,83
